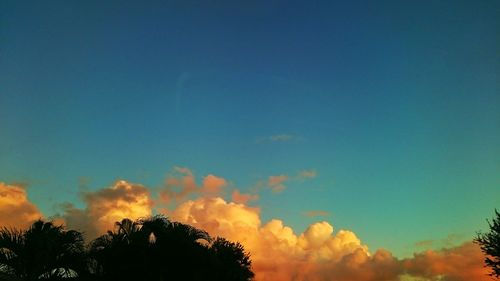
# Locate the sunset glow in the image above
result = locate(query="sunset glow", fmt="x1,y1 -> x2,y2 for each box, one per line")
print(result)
1,1 -> 499,280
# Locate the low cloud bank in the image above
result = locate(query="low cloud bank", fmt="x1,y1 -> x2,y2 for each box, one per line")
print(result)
0,174 -> 489,281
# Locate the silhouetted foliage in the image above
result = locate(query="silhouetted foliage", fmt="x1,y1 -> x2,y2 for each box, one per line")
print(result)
209,237 -> 254,281
475,209 -> 500,279
0,216 -> 254,281
0,220 -> 87,281
88,216 -> 209,280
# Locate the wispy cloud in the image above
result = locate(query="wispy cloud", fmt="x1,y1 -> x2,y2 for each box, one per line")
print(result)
297,169 -> 317,180
303,210 -> 330,217
267,175 -> 288,193
255,134 -> 302,143
264,169 -> 317,193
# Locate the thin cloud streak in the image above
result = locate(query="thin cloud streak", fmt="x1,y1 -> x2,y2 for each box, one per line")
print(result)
303,210 -> 330,217
255,134 -> 303,144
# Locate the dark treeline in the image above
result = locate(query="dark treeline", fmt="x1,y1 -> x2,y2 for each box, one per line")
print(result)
0,215 -> 254,281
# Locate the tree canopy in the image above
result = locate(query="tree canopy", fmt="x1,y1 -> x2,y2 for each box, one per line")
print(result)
0,216 -> 254,281
475,209 -> 500,279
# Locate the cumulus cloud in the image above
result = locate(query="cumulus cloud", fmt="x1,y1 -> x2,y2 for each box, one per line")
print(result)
0,182 -> 43,229
169,196 -> 488,281
62,180 -> 153,239
167,197 -> 387,281
1,171 -> 488,281
201,174 -> 227,194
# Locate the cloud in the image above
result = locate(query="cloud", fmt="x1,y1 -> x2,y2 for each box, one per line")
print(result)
167,197 -> 385,281
414,234 -> 466,251
62,180 -> 153,239
256,134 -> 302,143
232,189 -> 259,204
266,170 -> 316,193
160,167 -> 228,203
201,174 -> 227,194
267,175 -> 288,192
0,182 -> 43,229
403,242 -> 489,281
298,169 -> 317,179
160,167 -> 198,203
304,210 -> 330,217
169,197 -> 488,281
1,170 -> 488,281
269,134 -> 294,142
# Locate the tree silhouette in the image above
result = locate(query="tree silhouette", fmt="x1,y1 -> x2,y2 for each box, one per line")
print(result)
87,218 -> 151,280
209,237 -> 254,281
138,215 -> 212,280
475,209 -> 500,279
0,216 -> 254,281
88,215 -> 254,281
0,220 -> 87,281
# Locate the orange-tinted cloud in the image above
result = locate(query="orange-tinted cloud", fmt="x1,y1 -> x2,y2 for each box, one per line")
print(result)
403,241 -> 489,281
167,197 -> 390,281
268,175 -> 288,192
232,189 -> 259,204
160,167 -> 228,202
166,195 -> 487,281
201,174 -> 227,194
62,180 -> 152,239
265,170 -> 316,193
1,171 -> 488,281
0,182 -> 43,229
160,167 -> 198,203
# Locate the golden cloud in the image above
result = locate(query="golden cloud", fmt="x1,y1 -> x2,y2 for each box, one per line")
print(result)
1,171 -> 488,281
0,182 -> 42,229
62,180 -> 152,239
167,197 -> 384,281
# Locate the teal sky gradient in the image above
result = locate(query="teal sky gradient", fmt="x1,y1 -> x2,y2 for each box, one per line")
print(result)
1,0 -> 499,257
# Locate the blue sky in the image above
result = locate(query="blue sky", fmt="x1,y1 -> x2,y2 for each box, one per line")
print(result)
1,0 -> 499,258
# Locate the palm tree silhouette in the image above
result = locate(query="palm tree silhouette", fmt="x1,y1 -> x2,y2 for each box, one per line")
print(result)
0,220 -> 86,281
88,215 -> 254,281
87,218 -> 146,280
1,216 -> 254,281
209,237 -> 254,281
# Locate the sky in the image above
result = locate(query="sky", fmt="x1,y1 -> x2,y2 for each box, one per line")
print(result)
1,1 -> 499,280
